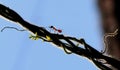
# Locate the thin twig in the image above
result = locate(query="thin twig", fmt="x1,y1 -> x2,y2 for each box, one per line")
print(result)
1,26 -> 26,32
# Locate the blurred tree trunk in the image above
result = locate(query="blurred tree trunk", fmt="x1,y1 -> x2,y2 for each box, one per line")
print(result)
98,0 -> 120,60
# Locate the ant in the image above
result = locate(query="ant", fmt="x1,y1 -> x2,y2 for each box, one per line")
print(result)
49,26 -> 62,33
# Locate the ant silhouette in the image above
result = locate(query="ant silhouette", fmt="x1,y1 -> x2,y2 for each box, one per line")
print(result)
49,26 -> 62,33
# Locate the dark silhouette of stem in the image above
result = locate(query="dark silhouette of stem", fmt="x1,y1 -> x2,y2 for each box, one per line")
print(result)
0,3 -> 120,70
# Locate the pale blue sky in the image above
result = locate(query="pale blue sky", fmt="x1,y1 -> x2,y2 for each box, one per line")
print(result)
0,0 -> 103,70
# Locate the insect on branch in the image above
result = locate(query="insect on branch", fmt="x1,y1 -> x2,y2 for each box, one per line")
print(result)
0,3 -> 120,70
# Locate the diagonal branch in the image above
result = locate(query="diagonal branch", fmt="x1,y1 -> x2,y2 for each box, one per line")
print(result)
0,3 -> 120,70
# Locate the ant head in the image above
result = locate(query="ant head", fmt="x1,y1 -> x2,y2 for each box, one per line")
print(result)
50,26 -> 54,28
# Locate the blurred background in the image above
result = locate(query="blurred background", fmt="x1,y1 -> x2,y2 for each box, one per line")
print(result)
0,0 -> 103,70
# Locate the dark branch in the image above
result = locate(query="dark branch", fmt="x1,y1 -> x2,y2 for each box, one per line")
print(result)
0,3 -> 120,70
